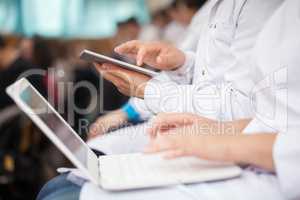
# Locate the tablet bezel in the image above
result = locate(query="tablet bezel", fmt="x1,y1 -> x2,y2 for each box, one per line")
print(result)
80,50 -> 159,77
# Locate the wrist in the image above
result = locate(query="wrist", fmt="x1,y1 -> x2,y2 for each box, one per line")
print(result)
192,135 -> 235,162
115,109 -> 129,123
103,110 -> 128,131
136,82 -> 146,99
171,50 -> 186,71
170,51 -> 195,75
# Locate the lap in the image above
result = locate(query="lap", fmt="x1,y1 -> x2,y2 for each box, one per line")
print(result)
80,170 -> 285,200
36,174 -> 81,200
39,170 -> 285,200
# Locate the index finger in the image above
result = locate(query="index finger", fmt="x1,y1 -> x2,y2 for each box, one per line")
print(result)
114,40 -> 142,55
148,113 -> 195,138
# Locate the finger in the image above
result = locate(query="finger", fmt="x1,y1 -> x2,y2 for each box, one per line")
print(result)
148,114 -> 169,138
125,53 -> 137,60
94,63 -> 118,74
163,149 -> 186,159
147,127 -> 156,140
149,113 -> 195,138
156,50 -> 170,66
102,71 -> 129,88
93,63 -> 102,68
136,47 -> 147,66
88,125 -> 102,140
99,63 -> 137,81
88,132 -> 99,140
114,40 -> 141,55
101,63 -> 123,70
144,134 -> 175,154
117,87 -> 130,96
105,69 -> 133,84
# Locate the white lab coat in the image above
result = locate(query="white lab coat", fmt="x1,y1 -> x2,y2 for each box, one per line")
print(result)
89,1 -> 216,154
241,0 -> 300,198
127,1 -> 214,121
118,0 -> 283,123
143,0 -> 283,120
82,0 -> 300,199
88,0 -> 283,162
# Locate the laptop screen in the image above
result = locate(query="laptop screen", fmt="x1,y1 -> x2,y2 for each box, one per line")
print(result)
20,85 -> 89,168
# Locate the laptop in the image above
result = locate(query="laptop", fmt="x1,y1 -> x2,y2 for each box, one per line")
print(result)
6,78 -> 242,191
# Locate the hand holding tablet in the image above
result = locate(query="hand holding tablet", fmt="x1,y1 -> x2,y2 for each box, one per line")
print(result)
79,50 -> 159,77
80,49 -> 152,98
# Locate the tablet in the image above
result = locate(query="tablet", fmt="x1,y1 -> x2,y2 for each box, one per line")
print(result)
80,50 -> 159,77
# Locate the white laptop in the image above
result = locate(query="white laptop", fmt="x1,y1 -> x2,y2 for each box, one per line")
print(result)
6,78 -> 242,191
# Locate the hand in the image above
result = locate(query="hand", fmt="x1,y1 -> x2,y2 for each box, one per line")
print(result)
145,124 -> 277,171
95,63 -> 151,98
147,113 -> 218,139
145,113 -> 251,160
144,125 -> 229,161
88,109 -> 128,140
115,40 -> 185,70
148,113 -> 251,139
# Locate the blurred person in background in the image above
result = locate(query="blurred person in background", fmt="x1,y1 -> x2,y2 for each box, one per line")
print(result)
0,35 -> 38,110
179,0 -> 211,51
113,17 -> 141,46
19,37 -> 34,63
138,0 -> 172,42
138,9 -> 171,42
164,0 -> 205,46
0,35 -> 59,200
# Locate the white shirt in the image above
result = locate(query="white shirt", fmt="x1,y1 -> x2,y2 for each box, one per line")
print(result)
241,0 -> 300,199
143,0 -> 284,119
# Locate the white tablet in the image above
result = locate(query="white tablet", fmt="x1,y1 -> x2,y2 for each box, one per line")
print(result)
80,50 -> 159,77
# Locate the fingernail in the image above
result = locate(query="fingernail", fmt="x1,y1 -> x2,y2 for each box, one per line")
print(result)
102,64 -> 110,70
114,47 -> 120,52
143,145 -> 153,153
157,56 -> 162,63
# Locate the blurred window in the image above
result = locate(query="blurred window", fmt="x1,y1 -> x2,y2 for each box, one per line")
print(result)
0,0 -> 149,38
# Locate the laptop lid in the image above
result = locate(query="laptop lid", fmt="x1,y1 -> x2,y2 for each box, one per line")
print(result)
6,78 -> 99,185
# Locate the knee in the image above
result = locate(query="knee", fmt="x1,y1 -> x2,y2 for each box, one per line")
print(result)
36,174 -> 81,200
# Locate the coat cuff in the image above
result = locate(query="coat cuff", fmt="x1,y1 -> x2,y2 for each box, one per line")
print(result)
273,131 -> 300,200
128,97 -> 153,120
164,51 -> 195,84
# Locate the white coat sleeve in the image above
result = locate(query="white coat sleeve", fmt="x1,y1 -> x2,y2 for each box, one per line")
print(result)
163,51 -> 196,84
143,77 -> 223,117
128,97 -> 153,120
273,131 -> 300,200
127,51 -> 195,120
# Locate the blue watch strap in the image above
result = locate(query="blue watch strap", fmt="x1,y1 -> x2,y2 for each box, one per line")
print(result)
121,103 -> 141,123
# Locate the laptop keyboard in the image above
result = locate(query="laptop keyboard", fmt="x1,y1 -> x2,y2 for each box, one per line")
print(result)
99,153 -> 241,190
